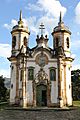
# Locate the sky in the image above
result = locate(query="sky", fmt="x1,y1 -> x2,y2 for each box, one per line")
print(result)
0,0 -> 80,78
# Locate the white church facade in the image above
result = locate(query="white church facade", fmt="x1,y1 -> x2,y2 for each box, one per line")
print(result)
8,11 -> 73,108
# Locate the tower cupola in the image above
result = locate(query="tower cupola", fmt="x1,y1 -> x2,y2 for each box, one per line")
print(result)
52,12 -> 71,57
11,11 -> 30,56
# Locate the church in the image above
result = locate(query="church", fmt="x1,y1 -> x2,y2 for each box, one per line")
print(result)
8,11 -> 74,108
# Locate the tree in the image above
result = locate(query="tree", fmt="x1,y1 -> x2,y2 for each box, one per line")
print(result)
0,76 -> 7,102
71,69 -> 80,100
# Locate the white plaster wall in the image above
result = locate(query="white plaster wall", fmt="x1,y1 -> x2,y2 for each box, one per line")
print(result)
51,81 -> 58,103
61,65 -> 65,98
26,81 -> 33,105
26,52 -> 58,104
66,62 -> 72,105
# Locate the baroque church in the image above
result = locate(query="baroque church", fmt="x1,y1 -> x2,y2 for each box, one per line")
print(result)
8,11 -> 74,108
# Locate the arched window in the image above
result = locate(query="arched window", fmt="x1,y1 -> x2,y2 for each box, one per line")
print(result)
20,70 -> 23,81
56,38 -> 58,47
50,67 -> 56,81
12,36 -> 16,48
11,84 -> 13,89
24,37 -> 27,46
28,67 -> 34,80
66,37 -> 69,48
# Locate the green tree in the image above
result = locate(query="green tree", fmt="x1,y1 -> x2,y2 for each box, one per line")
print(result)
71,69 -> 80,100
0,76 -> 7,102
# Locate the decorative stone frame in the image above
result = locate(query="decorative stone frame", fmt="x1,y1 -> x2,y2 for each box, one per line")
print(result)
32,77 -> 51,107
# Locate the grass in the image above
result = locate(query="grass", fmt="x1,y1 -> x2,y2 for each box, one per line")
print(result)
0,101 -> 80,110
73,101 -> 80,107
0,102 -> 9,110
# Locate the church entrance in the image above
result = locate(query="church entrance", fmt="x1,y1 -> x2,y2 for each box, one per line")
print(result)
36,85 -> 47,106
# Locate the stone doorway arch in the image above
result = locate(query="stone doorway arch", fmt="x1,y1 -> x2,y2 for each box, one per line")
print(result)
36,84 -> 47,106
33,68 -> 51,107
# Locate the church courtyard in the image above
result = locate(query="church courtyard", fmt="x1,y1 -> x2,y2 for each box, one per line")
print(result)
0,107 -> 80,120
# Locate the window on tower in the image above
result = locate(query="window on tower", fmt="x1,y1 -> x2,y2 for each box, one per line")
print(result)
28,67 -> 34,80
20,70 -> 23,81
24,37 -> 27,46
66,37 -> 69,48
12,36 -> 16,49
49,67 -> 56,81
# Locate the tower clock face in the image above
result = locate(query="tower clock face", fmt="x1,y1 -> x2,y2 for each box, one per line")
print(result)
36,53 -> 48,67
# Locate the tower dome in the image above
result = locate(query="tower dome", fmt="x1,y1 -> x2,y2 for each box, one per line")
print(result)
11,10 -> 30,34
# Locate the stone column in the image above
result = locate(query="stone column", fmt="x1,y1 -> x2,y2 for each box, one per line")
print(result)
15,62 -> 19,105
22,57 -> 26,108
64,63 -> 67,106
47,81 -> 51,107
33,82 -> 36,107
57,58 -> 62,107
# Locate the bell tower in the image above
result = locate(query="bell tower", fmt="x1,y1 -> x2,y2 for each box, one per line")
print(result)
8,11 -> 30,105
52,12 -> 71,57
11,10 -> 30,56
52,12 -> 73,107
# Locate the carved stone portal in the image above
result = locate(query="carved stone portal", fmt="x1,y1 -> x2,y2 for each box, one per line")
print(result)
33,68 -> 51,107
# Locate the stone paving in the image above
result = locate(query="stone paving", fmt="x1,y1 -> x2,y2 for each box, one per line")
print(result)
0,107 -> 80,120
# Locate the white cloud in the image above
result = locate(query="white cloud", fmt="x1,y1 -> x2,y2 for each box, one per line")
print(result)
75,2 -> 80,24
25,3 -> 43,11
72,64 -> 80,70
4,19 -> 17,30
4,0 -> 67,37
0,44 -> 11,58
24,0 -> 67,36
0,69 -> 10,78
26,0 -> 67,18
38,0 -> 66,18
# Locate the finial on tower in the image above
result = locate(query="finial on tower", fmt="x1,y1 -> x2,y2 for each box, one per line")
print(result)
58,11 -> 64,25
19,10 -> 22,21
18,10 -> 23,25
59,11 -> 62,23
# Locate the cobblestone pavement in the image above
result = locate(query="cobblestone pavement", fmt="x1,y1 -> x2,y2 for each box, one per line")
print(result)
0,107 -> 80,120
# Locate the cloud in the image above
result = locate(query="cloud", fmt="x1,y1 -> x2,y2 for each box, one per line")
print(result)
4,19 -> 17,30
26,0 -> 67,18
24,0 -> 67,36
0,69 -> 10,78
75,2 -> 80,24
0,44 -> 11,58
25,3 -> 43,11
4,0 -> 67,37
72,64 -> 80,70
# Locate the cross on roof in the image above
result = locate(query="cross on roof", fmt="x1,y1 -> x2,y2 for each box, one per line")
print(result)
39,23 -> 45,35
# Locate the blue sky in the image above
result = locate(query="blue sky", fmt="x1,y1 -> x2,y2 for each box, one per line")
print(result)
0,0 -> 80,77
